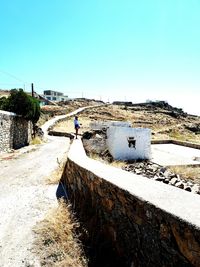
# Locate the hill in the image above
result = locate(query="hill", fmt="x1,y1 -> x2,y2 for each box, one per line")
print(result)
75,101 -> 200,144
53,100 -> 200,185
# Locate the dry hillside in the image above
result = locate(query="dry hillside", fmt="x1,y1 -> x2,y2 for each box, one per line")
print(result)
54,101 -> 200,144
53,101 -> 200,185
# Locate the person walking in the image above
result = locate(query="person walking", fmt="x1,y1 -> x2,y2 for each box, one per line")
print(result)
74,116 -> 80,139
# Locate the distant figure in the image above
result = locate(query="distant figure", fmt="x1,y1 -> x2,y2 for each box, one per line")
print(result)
74,116 -> 80,139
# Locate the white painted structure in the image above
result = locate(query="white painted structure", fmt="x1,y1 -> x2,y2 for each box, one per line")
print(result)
43,90 -> 68,102
90,121 -> 131,131
106,127 -> 151,160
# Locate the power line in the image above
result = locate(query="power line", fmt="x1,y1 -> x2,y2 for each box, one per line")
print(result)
0,82 -> 31,86
0,69 -> 26,83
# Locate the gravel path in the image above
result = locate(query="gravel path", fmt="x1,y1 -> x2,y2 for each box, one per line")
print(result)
0,109 -> 86,267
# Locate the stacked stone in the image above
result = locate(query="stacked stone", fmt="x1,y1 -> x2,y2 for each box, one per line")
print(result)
0,111 -> 15,152
0,110 -> 32,152
122,162 -> 200,194
13,117 -> 32,149
65,156 -> 200,266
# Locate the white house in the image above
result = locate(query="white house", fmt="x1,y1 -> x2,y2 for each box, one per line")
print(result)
106,126 -> 151,160
43,90 -> 68,102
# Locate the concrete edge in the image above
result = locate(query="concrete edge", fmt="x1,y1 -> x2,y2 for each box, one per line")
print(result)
151,139 -> 200,150
68,138 -> 200,229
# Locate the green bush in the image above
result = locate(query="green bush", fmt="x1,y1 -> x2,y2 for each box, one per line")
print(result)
0,96 -> 9,110
0,89 -> 41,124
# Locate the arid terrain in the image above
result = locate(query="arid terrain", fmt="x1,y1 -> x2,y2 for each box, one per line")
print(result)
53,101 -> 200,184
54,101 -> 200,143
0,99 -> 199,266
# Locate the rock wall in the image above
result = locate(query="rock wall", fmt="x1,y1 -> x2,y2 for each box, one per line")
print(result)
13,116 -> 32,149
62,140 -> 200,267
0,110 -> 32,152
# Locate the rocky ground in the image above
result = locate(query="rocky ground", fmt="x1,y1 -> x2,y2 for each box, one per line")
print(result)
122,161 -> 200,194
52,101 -> 200,193
38,98 -> 103,126
49,100 -> 200,142
81,102 -> 200,143
81,129 -> 200,194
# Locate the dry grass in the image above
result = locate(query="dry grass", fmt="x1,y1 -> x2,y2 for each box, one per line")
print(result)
46,158 -> 66,185
110,160 -> 126,168
53,104 -> 200,144
169,165 -> 200,182
87,152 -> 102,161
30,136 -> 44,145
53,116 -> 92,134
168,129 -> 196,142
34,200 -> 88,267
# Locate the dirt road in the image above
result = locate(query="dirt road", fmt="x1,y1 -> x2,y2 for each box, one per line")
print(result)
0,110 -> 80,266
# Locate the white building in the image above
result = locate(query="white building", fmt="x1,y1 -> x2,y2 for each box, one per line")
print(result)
43,90 -> 68,102
106,126 -> 151,161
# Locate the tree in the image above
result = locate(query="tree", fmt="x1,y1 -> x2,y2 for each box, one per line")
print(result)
0,96 -> 9,110
0,89 -> 41,124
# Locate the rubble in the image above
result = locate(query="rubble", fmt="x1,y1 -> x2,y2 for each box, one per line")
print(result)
82,129 -> 200,195
122,161 -> 200,194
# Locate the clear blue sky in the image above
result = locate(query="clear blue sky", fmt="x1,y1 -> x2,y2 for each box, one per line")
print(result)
0,0 -> 199,115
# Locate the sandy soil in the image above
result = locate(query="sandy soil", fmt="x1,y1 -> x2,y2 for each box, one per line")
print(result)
0,129 -> 70,266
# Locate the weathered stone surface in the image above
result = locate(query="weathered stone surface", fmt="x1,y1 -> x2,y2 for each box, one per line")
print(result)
63,158 -> 200,267
191,184 -> 200,194
170,177 -> 178,185
176,182 -> 184,189
0,111 -> 32,152
171,224 -> 200,266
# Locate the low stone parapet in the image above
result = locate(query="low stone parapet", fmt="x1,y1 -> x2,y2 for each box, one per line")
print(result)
62,139 -> 200,267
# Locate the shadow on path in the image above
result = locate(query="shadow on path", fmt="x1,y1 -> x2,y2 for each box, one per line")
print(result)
56,181 -> 68,201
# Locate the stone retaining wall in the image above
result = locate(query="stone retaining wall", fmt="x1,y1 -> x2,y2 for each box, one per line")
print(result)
0,110 -> 32,152
63,139 -> 200,267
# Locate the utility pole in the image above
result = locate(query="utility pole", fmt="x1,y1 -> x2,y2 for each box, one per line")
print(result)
31,83 -> 34,97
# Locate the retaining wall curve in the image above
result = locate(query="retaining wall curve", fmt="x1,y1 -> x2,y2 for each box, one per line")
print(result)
62,139 -> 200,267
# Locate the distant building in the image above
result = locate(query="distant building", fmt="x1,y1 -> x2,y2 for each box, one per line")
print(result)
43,90 -> 68,102
113,101 -> 133,106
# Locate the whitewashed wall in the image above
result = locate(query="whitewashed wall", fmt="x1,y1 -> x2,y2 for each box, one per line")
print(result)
106,126 -> 151,160
90,121 -> 131,131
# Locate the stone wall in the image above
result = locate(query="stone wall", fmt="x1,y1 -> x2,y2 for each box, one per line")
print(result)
0,110 -> 32,152
13,116 -> 32,149
62,139 -> 200,267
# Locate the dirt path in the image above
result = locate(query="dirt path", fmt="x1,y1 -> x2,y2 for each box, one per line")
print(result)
0,108 -> 88,267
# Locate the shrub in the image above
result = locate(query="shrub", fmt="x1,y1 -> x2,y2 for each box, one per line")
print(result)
1,89 -> 41,124
0,96 -> 9,110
